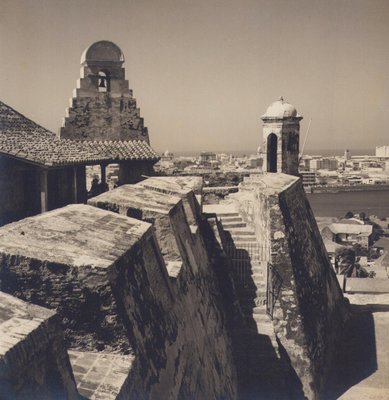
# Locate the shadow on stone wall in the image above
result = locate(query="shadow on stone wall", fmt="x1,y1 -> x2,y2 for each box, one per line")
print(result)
323,303 -> 383,399
221,230 -> 306,400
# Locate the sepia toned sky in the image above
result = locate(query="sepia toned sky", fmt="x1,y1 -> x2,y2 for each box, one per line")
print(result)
1,0 -> 389,154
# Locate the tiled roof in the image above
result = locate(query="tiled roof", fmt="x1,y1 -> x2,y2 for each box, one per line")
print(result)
0,101 -> 159,167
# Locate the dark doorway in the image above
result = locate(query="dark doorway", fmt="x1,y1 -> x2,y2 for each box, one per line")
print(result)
267,133 -> 277,172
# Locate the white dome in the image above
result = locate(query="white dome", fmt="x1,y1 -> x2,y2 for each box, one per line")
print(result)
262,97 -> 299,119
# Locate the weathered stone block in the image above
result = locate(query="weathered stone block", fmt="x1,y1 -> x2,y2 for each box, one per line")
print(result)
0,291 -> 78,399
0,204 -> 158,354
88,184 -> 184,265
137,176 -> 203,225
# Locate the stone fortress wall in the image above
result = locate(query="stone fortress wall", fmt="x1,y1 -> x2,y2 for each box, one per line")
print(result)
0,175 -> 347,400
229,173 -> 348,399
0,177 -> 238,400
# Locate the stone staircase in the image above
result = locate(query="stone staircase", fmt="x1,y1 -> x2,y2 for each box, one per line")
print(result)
217,212 -> 271,331
216,209 -> 288,399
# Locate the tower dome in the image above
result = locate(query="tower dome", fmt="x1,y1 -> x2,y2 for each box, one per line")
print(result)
81,41 -> 125,65
262,97 -> 299,119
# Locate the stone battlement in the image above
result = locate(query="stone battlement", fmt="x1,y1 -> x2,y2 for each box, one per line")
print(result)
0,175 -> 348,400
0,179 -> 239,399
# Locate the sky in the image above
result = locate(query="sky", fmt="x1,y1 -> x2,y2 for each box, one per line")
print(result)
1,0 -> 389,155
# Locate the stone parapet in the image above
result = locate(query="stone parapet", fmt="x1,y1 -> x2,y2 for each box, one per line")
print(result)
0,183 -> 238,399
88,177 -> 238,399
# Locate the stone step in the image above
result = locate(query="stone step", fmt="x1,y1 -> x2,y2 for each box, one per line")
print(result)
253,296 -> 267,307
216,211 -> 240,217
232,241 -> 259,248
253,306 -> 267,315
219,216 -> 243,223
230,236 -> 257,242
222,222 -> 247,228
252,270 -> 265,278
254,320 -> 275,336
225,228 -> 255,236
251,268 -> 265,275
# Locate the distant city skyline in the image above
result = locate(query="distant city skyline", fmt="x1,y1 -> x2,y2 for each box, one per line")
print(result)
171,148 -> 379,158
1,0 -> 389,154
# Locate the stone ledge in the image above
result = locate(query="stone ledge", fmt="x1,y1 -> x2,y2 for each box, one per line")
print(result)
345,278 -> 389,294
240,172 -> 299,195
0,204 -> 151,269
88,184 -> 181,215
0,292 -> 55,361
137,176 -> 203,196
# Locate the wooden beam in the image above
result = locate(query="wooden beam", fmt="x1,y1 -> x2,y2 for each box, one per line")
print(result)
40,170 -> 48,213
72,167 -> 78,203
101,164 -> 107,184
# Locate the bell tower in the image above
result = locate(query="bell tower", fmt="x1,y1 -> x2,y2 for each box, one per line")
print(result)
260,97 -> 302,175
60,40 -> 149,143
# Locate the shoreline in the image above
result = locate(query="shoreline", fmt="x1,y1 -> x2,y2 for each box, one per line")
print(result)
306,184 -> 389,194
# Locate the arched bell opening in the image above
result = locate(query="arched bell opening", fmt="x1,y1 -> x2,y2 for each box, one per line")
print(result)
97,70 -> 110,92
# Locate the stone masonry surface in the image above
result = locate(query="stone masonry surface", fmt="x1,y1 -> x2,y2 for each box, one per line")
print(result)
88,177 -> 239,399
69,350 -> 135,399
0,204 -> 153,353
0,172 -> 354,399
0,291 -> 78,399
230,173 -> 347,399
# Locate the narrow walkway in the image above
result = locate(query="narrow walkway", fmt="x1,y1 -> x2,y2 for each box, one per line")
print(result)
207,204 -> 290,399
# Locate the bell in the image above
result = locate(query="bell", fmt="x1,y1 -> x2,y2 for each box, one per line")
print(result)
98,78 -> 106,88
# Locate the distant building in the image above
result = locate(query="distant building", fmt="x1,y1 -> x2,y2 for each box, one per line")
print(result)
376,146 -> 389,158
309,159 -> 320,171
300,171 -> 316,187
309,158 -> 337,171
199,152 -> 217,165
321,223 -> 373,249
385,161 -> 389,172
321,158 -> 338,170
161,150 -> 174,161
299,156 -> 311,171
344,149 -> 351,160
247,156 -> 262,168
